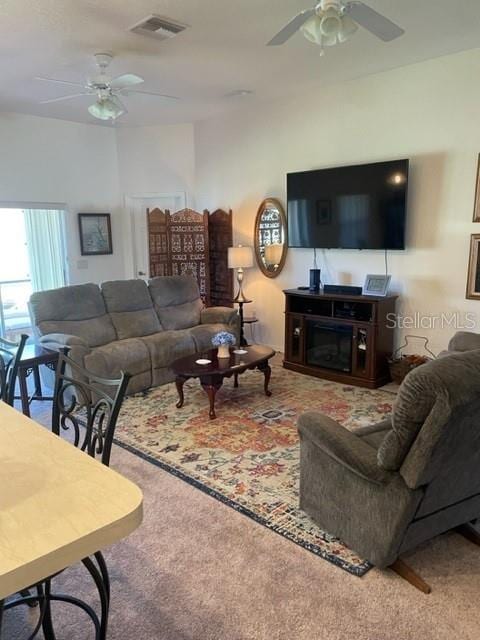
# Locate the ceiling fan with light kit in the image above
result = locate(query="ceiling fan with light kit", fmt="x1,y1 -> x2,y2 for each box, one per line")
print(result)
267,0 -> 404,53
36,53 -> 178,121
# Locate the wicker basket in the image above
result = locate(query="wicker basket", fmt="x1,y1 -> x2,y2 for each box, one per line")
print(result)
388,335 -> 436,384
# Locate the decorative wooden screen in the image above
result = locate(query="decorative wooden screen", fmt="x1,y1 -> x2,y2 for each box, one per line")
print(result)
146,208 -> 169,278
166,208 -> 211,304
208,209 -> 233,307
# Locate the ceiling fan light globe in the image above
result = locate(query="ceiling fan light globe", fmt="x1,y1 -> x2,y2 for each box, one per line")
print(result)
88,96 -> 124,121
88,103 -> 110,120
301,15 -> 323,44
320,8 -> 342,37
338,15 -> 358,43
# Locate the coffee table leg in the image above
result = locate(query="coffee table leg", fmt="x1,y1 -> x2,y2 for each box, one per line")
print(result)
175,376 -> 188,409
259,363 -> 272,397
200,376 -> 223,420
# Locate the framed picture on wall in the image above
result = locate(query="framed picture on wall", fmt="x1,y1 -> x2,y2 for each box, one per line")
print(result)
78,213 -> 113,256
473,154 -> 480,222
466,234 -> 480,299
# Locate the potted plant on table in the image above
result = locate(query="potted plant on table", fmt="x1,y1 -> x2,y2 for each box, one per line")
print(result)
212,331 -> 236,359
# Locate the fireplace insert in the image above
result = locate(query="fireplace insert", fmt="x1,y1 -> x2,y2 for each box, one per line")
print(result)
306,320 -> 353,373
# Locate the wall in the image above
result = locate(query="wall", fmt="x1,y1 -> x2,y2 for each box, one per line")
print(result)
0,112 -> 124,285
0,116 -> 197,287
195,48 -> 480,353
115,123 -> 195,276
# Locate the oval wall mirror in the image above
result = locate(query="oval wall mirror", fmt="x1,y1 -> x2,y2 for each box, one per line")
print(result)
254,198 -> 288,278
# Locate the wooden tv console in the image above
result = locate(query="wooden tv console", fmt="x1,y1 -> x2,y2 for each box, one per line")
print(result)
283,289 -> 397,389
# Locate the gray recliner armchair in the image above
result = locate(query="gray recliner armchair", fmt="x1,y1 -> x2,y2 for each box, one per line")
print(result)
298,348 -> 480,592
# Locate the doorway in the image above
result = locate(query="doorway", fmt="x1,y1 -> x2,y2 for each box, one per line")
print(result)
0,207 -> 67,340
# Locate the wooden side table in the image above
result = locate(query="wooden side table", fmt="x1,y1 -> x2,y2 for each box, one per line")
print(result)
231,299 -> 252,347
16,344 -> 58,417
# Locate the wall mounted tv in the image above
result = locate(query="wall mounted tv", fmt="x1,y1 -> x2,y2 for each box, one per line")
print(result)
287,159 -> 409,250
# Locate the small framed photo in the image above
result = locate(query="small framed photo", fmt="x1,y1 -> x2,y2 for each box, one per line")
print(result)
473,155 -> 480,222
363,274 -> 391,297
466,234 -> 480,299
78,213 -> 113,256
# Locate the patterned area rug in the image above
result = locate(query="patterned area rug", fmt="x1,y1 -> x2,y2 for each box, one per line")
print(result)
115,360 -> 394,576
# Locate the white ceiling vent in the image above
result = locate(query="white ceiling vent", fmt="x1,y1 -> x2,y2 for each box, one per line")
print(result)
129,15 -> 188,41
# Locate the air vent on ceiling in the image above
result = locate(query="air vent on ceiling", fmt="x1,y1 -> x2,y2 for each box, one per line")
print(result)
129,14 -> 188,41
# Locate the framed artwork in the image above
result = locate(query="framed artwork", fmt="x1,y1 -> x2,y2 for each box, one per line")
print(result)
473,155 -> 480,222
466,234 -> 480,299
363,274 -> 391,297
78,213 -> 113,256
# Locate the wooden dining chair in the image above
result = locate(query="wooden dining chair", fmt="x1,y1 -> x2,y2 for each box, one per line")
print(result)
0,334 -> 28,406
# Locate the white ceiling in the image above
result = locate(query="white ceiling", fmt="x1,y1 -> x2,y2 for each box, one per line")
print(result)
0,0 -> 480,127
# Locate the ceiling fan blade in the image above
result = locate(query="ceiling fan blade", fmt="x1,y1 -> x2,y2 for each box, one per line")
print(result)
35,76 -> 84,88
267,8 -> 316,46
110,73 -> 144,90
40,93 -> 87,104
124,89 -> 179,101
345,1 -> 404,42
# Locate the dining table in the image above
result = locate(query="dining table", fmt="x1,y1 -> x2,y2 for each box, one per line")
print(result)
0,400 -> 143,639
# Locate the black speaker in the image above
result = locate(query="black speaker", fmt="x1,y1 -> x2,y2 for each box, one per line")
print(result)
309,269 -> 321,292
323,284 -> 363,296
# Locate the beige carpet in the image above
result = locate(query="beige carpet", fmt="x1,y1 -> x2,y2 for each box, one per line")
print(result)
4,400 -> 480,640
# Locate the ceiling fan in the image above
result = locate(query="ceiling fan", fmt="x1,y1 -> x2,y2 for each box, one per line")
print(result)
36,53 -> 179,121
267,0 -> 404,52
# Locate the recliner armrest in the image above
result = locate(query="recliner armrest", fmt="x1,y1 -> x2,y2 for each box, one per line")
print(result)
298,412 -> 394,485
200,307 -> 238,326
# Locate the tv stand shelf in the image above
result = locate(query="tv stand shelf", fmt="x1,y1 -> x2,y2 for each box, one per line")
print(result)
283,289 -> 397,389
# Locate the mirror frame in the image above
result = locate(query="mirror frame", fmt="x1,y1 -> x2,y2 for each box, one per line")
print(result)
254,198 -> 288,279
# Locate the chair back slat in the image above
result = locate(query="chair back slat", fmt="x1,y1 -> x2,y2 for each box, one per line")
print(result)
52,350 -> 130,467
0,334 -> 28,406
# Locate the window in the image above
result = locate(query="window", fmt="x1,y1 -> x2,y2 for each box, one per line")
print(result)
0,208 -> 67,340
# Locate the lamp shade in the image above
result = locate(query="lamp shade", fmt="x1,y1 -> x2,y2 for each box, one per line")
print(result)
264,243 -> 283,266
228,245 -> 254,269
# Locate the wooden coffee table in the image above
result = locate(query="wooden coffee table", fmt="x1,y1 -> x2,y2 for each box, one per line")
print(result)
172,344 -> 275,420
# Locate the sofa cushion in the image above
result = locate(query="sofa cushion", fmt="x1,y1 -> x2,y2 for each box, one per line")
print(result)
84,338 -> 151,380
101,279 -> 162,340
30,283 -> 116,348
188,323 -> 232,351
148,275 -> 203,331
141,330 -> 196,370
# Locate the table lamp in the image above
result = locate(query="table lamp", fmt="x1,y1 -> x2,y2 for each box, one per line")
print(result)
228,245 -> 254,303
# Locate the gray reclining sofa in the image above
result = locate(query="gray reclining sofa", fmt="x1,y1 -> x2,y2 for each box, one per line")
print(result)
29,275 -> 239,394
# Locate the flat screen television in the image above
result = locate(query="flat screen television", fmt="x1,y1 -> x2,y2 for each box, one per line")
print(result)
287,159 -> 409,249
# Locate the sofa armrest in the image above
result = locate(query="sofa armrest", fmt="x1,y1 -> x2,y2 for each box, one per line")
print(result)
200,306 -> 239,326
39,333 -> 90,350
298,412 -> 394,485
447,331 -> 480,353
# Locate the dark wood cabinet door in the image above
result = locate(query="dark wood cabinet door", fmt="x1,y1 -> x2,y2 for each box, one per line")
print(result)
285,314 -> 304,363
351,325 -> 374,378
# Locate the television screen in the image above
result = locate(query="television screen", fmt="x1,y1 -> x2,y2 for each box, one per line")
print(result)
287,159 -> 409,250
